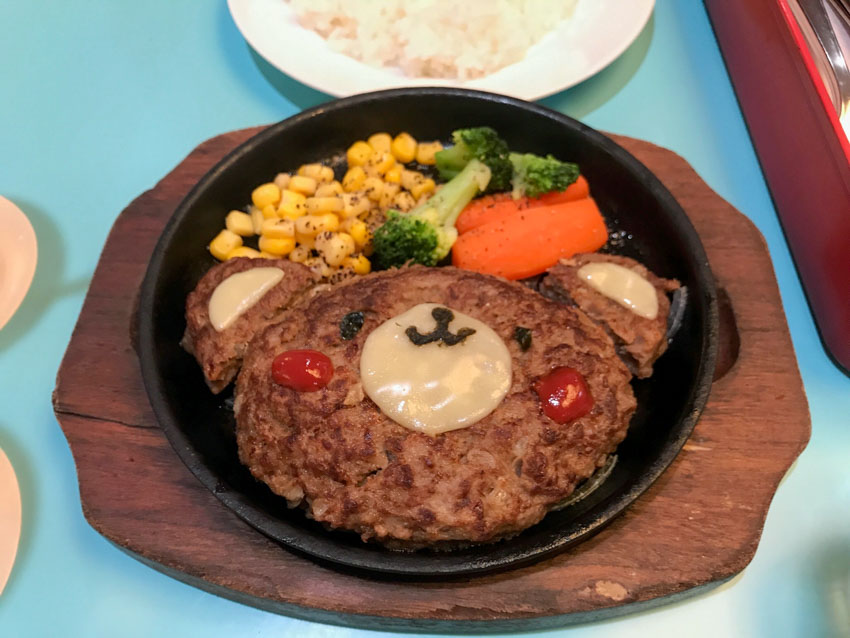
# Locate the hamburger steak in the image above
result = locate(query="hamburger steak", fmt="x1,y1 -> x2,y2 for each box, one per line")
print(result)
182,257 -> 318,393
540,254 -> 680,378
234,266 -> 637,547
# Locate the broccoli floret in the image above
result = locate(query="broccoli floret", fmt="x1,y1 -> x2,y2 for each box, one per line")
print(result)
373,159 -> 491,269
509,152 -> 580,199
434,127 -> 512,193
371,213 -> 438,270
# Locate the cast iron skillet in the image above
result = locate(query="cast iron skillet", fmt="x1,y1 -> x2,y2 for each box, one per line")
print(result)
138,88 -> 718,577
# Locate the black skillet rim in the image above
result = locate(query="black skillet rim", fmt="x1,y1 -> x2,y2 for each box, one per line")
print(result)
138,87 -> 719,578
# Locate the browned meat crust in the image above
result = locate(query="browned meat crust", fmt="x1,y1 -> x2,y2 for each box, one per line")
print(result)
539,254 -> 680,378
234,266 -> 636,547
182,257 -> 318,393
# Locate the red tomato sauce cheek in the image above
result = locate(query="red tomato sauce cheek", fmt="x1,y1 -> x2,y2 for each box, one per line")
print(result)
533,367 -> 594,424
272,349 -> 334,392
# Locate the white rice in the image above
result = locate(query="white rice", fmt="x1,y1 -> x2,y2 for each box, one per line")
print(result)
286,0 -> 578,80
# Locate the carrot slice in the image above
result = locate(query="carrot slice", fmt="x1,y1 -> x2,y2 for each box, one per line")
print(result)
455,194 -> 515,235
536,175 -> 589,205
455,195 -> 591,241
451,197 -> 608,280
455,175 -> 590,235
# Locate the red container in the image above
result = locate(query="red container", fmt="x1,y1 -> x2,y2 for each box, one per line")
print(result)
705,0 -> 850,374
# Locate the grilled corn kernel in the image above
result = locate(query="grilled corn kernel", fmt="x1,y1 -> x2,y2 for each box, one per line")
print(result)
225,210 -> 254,237
295,231 -> 316,249
340,192 -> 371,219
297,163 -> 325,181
259,251 -> 279,259
320,166 -> 335,183
415,141 -> 443,165
258,235 -> 296,256
300,164 -> 334,183
342,166 -> 367,192
279,205 -> 306,221
295,215 -> 322,237
314,230 -> 334,253
341,219 -> 369,247
343,254 -> 371,275
384,165 -> 402,184
321,232 -> 356,266
379,182 -> 401,209
278,189 -> 306,219
261,218 -> 295,238
279,188 -> 307,207
303,256 -> 324,275
305,256 -> 336,279
401,169 -> 425,192
316,213 -> 340,233
363,176 -> 384,202
367,132 -> 392,154
261,204 -> 278,220
305,196 -> 344,215
289,175 -> 317,196
393,191 -> 417,212
410,177 -> 436,200
346,141 -> 374,167
209,229 -> 242,261
366,151 -> 395,176
288,244 -> 311,263
273,172 -> 291,191
391,132 -> 417,163
226,246 -> 262,259
251,183 -> 281,209
250,206 -> 265,234
315,181 -> 344,197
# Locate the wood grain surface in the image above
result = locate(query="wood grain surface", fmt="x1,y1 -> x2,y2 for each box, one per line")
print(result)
53,128 -> 811,632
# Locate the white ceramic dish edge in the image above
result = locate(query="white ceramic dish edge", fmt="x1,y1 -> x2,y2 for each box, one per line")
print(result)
227,0 -> 655,100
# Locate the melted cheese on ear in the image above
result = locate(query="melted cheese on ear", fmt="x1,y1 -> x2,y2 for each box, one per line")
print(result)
359,303 -> 512,436
208,267 -> 284,332
577,262 -> 659,319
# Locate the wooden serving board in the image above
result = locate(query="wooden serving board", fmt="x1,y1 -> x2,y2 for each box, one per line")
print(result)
53,129 -> 810,632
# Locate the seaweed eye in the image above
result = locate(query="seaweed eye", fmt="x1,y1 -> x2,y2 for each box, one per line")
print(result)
513,326 -> 532,351
340,311 -> 365,340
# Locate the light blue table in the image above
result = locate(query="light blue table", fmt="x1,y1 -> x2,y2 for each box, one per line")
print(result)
1,2 -> 848,636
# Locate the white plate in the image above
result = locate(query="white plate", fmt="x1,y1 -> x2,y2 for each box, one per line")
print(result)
228,0 -> 655,100
0,197 -> 37,331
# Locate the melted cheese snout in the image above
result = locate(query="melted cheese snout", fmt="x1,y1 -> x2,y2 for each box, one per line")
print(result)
359,303 -> 512,436
577,262 -> 659,319
208,267 -> 284,332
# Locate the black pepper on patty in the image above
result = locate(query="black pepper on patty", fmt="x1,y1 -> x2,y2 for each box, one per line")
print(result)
234,266 -> 636,548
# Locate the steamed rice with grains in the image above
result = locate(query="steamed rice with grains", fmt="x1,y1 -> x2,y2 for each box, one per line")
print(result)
287,0 -> 579,80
